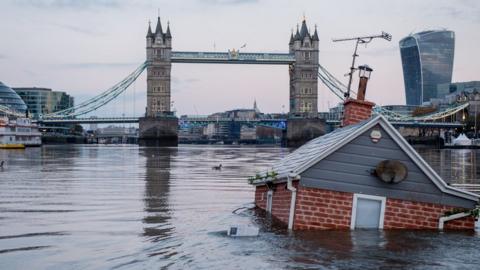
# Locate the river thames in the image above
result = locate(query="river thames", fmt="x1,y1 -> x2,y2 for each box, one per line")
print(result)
1,145 -> 479,269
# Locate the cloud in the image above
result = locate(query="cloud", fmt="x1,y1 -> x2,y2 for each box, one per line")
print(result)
429,2 -> 480,23
23,69 -> 38,76
0,54 -> 6,60
362,46 -> 398,56
203,0 -> 259,5
50,22 -> 105,36
58,62 -> 138,69
13,0 -> 123,9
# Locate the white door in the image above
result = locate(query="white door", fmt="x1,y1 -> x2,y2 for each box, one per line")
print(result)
351,194 -> 386,229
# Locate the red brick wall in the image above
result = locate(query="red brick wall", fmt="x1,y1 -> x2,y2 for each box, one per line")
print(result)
294,186 -> 353,230
271,183 -> 294,224
256,185 -> 475,230
384,198 -> 475,230
254,182 -> 297,225
254,185 -> 267,210
342,98 -> 375,126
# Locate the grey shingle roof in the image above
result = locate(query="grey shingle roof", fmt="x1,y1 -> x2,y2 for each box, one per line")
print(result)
269,118 -> 371,179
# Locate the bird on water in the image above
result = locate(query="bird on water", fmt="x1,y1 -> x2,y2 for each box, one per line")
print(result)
0,161 -> 4,169
212,164 -> 222,170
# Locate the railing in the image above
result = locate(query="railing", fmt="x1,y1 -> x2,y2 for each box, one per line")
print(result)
180,117 -> 286,122
38,117 -> 140,124
172,51 -> 295,64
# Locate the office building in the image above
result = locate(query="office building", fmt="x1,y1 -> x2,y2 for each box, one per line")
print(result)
399,30 -> 455,105
13,87 -> 74,119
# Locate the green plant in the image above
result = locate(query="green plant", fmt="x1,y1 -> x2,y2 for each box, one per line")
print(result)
470,208 -> 479,218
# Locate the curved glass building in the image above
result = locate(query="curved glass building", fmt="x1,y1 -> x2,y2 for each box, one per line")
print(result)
0,81 -> 27,114
399,30 -> 455,105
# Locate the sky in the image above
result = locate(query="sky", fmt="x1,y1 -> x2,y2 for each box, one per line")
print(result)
1,0 -> 479,117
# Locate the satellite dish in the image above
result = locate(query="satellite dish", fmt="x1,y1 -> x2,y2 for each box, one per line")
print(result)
375,160 -> 408,184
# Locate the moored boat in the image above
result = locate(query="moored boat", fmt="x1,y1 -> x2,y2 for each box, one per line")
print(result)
0,143 -> 25,149
453,133 -> 472,146
0,117 -> 41,148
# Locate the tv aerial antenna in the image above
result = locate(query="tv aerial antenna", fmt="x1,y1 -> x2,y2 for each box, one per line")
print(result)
332,32 -> 392,98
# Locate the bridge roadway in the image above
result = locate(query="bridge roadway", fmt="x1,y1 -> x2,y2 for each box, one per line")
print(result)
35,117 -> 287,125
36,117 -> 464,128
171,51 -> 295,65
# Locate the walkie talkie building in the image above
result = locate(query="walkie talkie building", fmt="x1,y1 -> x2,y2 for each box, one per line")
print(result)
399,30 -> 455,105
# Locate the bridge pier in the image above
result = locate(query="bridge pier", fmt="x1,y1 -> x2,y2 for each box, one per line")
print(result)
139,117 -> 178,146
285,118 -> 326,147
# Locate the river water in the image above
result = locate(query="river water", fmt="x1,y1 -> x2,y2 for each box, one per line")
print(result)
0,145 -> 479,269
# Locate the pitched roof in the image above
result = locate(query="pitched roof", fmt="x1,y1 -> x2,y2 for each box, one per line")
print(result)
299,19 -> 310,39
289,32 -> 294,45
155,17 -> 163,37
312,26 -> 319,41
294,26 -> 301,41
251,115 -> 479,202
267,117 -> 371,179
146,23 -> 154,38
165,23 -> 172,39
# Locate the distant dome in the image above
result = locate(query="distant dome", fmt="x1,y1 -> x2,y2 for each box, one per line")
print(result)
0,81 -> 27,114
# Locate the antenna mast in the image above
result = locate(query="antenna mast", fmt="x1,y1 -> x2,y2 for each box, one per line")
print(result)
332,31 -> 392,98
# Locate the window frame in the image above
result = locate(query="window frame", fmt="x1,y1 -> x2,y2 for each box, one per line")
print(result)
350,193 -> 386,230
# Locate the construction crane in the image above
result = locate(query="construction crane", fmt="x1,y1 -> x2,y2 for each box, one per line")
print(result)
333,31 -> 392,98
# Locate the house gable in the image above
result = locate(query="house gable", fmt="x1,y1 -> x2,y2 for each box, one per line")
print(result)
300,124 -> 477,209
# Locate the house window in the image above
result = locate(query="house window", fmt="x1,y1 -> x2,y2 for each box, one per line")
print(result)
350,194 -> 386,229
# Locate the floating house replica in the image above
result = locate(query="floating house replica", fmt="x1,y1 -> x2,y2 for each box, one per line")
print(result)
251,68 -> 479,230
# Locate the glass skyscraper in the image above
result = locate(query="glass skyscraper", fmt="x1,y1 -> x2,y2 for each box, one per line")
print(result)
399,30 -> 455,105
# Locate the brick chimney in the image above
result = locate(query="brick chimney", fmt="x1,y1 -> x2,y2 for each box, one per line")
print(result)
341,65 -> 375,126
342,98 -> 375,126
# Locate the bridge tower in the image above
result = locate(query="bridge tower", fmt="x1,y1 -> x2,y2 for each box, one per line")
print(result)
285,19 -> 325,147
146,17 -> 172,116
139,17 -> 178,146
289,19 -> 319,117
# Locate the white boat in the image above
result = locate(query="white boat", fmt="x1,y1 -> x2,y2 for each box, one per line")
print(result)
0,117 -> 42,147
453,133 -> 472,146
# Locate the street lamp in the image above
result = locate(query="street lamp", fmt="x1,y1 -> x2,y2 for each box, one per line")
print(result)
357,65 -> 373,101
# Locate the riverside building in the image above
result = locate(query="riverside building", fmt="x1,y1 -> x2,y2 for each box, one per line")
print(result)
13,87 -> 74,119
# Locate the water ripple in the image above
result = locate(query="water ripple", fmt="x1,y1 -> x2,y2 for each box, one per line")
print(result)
1,145 -> 480,269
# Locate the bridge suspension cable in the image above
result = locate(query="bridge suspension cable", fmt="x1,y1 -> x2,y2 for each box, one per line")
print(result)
316,63 -> 468,122
373,102 -> 469,122
42,61 -> 148,119
317,64 -> 358,101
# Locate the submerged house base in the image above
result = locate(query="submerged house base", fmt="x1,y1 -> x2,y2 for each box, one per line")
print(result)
255,184 -> 475,230
252,99 -> 479,230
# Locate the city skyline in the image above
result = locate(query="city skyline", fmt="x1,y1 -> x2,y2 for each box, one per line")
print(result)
1,0 -> 479,116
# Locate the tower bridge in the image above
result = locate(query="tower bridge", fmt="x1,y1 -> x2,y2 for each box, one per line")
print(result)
144,17 -> 319,118
141,16 -> 322,146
